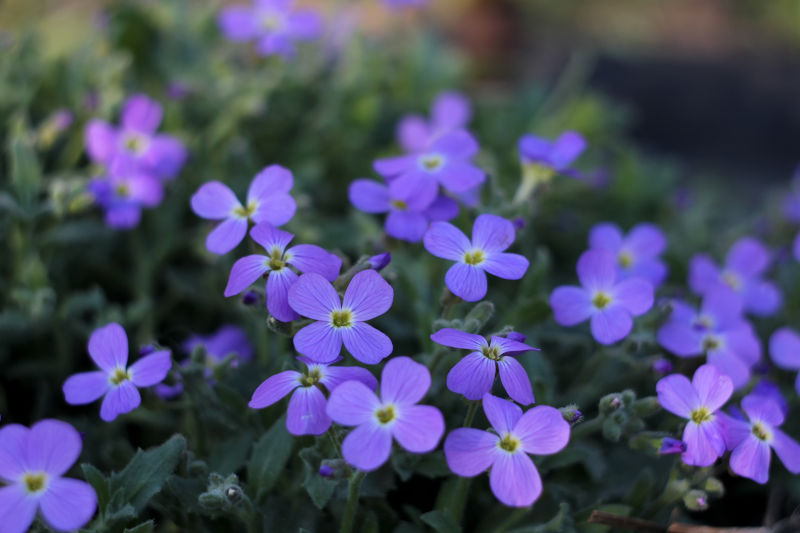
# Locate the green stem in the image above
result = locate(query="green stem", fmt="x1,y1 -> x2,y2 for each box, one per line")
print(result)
462,401 -> 479,427
571,415 -> 603,439
449,401 -> 481,523
494,507 -> 530,533
327,428 -> 342,459
340,470 -> 366,533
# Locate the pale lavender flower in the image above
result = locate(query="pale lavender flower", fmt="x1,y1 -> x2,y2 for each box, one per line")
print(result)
397,91 -> 471,153
88,158 -> 164,229
769,327 -> 800,395
589,222 -> 668,286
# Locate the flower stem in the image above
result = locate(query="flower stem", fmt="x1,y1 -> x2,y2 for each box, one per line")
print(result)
340,470 -> 366,533
571,415 -> 603,439
449,401 -> 481,523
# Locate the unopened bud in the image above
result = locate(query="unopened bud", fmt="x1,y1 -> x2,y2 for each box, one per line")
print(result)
683,489 -> 709,511
559,405 -> 582,424
368,252 -> 391,271
242,290 -> 259,306
652,358 -> 673,374
658,437 -> 687,455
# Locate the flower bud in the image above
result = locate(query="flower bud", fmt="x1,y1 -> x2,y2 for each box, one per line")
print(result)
241,290 -> 259,306
652,358 -> 673,374
599,393 -> 623,414
683,489 -> 709,511
658,438 -> 687,455
602,418 -> 622,442
633,397 -> 660,417
368,252 -> 391,271
559,405 -> 582,424
703,477 -> 724,498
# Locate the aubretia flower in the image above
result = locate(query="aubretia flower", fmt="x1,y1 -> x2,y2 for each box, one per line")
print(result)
430,328 -> 537,404
224,223 -> 341,321
249,356 -> 377,436
374,130 -> 485,210
88,159 -> 164,229
518,131 -> 586,174
550,249 -> 654,345
397,91 -> 471,153
781,165 -> 800,223
769,327 -> 800,394
656,364 -> 733,467
657,289 -> 760,388
589,222 -> 668,286
659,437 -> 687,455
689,237 -> 781,316
424,214 -> 529,302
289,270 -> 393,364
218,0 -> 321,58
721,394 -> 800,484
191,165 -> 297,254
85,94 -> 186,180
0,420 -> 97,533
326,356 -> 444,471
444,393 -> 570,507
63,323 -> 172,422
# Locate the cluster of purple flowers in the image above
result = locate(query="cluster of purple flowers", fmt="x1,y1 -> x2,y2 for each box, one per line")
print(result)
85,94 -> 187,228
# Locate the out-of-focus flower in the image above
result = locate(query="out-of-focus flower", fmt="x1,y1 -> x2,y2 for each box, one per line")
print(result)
589,222 -> 668,286
224,223 -> 341,321
513,131 -> 586,203
88,159 -> 164,229
656,364 -> 732,467
550,249 -> 653,345
657,289 -> 760,388
769,328 -> 800,395
191,165 -> 296,255
689,237 -> 781,317
652,358 -> 673,375
382,0 -> 428,9
782,165 -> 800,223
397,91 -> 471,153
289,270 -> 393,364
218,0 -> 322,59
63,323 -> 171,422
430,328 -> 537,404
0,420 -> 97,532
249,356 -> 377,436
424,214 -> 529,302
326,356 -> 444,471
444,394 -> 570,507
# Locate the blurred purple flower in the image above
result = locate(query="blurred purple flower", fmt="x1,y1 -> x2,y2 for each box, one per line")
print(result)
782,165 -> 800,223
589,222 -> 668,286
769,328 -> 800,395
430,328 -> 537,404
249,356 -> 377,436
63,323 -> 171,422
657,289 -> 761,389
224,223 -> 341,321
88,159 -> 164,229
289,270 -> 393,364
518,131 -> 585,174
656,364 -> 732,467
191,165 -> 296,255
397,91 -> 471,153
550,249 -> 654,345
652,358 -> 673,375
689,237 -> 781,316
218,0 -> 322,59
444,394 -> 570,507
424,214 -> 529,302
383,0 -> 428,8
326,356 -> 444,471
0,420 -> 97,532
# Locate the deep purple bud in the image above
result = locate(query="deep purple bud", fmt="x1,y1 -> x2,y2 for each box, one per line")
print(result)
318,464 -> 335,478
512,217 -> 525,230
368,252 -> 391,272
505,331 -> 527,343
242,290 -> 260,306
167,82 -> 190,101
653,358 -> 673,375
139,344 -> 156,356
659,437 -> 687,455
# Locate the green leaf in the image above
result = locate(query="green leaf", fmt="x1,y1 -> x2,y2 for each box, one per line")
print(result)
247,416 -> 294,503
299,447 -> 339,509
420,510 -> 461,533
110,434 -> 187,514
9,135 -> 41,207
81,463 -> 110,515
124,520 -> 154,533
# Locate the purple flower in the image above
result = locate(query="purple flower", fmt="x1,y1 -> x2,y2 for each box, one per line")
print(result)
750,380 -> 788,417
656,364 -> 733,467
653,358 -> 673,375
721,394 -> 800,484
782,165 -> 800,223
444,393 -> 570,507
249,356 -> 377,436
289,270 -> 393,364
224,223 -> 341,321
430,328 -> 537,404
769,328 -> 800,395
518,131 -> 585,174
657,289 -> 761,388
191,165 -> 297,255
588,222 -> 668,286
85,94 -> 186,180
550,249 -> 654,345
374,130 -> 485,210
326,356 -> 444,471
383,0 -> 428,9
88,160 -> 164,229
658,437 -> 687,455
793,232 -> 800,263
424,214 -> 529,302
218,0 -> 322,58
183,325 -> 254,367
689,237 -> 782,316
368,252 -> 391,271
63,323 -> 172,422
396,91 -> 471,153
0,420 -> 97,532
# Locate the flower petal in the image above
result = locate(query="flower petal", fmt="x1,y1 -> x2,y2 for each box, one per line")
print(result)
266,268 -> 300,322
657,322 -> 702,357
550,131 -> 586,169
129,350 -> 172,388
397,115 -> 430,153
446,352 -> 496,401
656,374 -> 700,418
482,393 -> 522,434
326,381 -> 380,426
288,272 -> 341,321
730,435 -> 771,483
249,223 -> 294,251
343,270 -> 393,320
393,405 -> 444,453
320,365 -> 377,391
471,214 -> 515,253
224,255 -> 270,297
769,327 -> 800,370
341,322 -> 392,365
445,263 -> 487,302
249,370 -> 301,409
26,419 -> 82,476
726,237 -> 770,277
389,171 -> 438,210
287,245 -> 341,281
515,406 -> 570,455
682,420 -> 725,467
772,428 -> 800,474
287,386 -> 331,436
707,349 -> 751,390
432,91 -> 471,130
482,253 -> 529,280
380,356 -> 430,405
143,135 -> 186,179
577,249 -> 616,290
341,423 -> 393,471
692,364 -> 733,412
741,395 -> 784,427
550,286 -> 592,326
88,323 -> 129,372
85,120 -> 117,163
590,306 -> 632,345
251,192 -> 296,227
63,371 -> 110,405
206,217 -> 248,255
424,221 -> 470,261
701,288 -> 744,329
293,322 -> 342,364
436,161 -> 485,193
444,428 -> 499,477
743,279 -> 782,317
431,130 -> 479,159
39,478 -> 97,532
688,254 -> 720,295
489,451 -> 542,507
385,210 -> 428,242
0,425 -> 27,481
348,179 -> 390,214
423,194 -> 459,222
497,357 -> 534,405
122,94 -> 162,133
218,6 -> 260,41
100,381 -> 141,422
613,278 -> 653,316
588,222 -> 623,252
373,154 -> 417,178
430,328 -> 486,350
0,485 -> 37,533
625,224 -> 666,258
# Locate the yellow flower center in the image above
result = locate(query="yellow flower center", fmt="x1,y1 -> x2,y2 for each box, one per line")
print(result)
702,334 -> 721,351
497,433 -> 521,453
23,472 -> 48,494
722,271 -> 741,291
592,291 -> 612,309
267,246 -> 286,271
375,405 -> 396,425
390,199 -> 408,210
618,250 -> 634,269
233,200 -> 258,219
420,154 -> 444,172
124,134 -> 147,154
751,422 -> 772,442
260,13 -> 283,31
110,367 -> 132,386
115,183 -> 130,198
690,407 -> 714,424
463,249 -> 486,266
300,367 -> 323,388
330,309 -> 354,329
481,344 -> 502,361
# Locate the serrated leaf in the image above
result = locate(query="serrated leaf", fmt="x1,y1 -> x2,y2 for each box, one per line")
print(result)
110,434 -> 186,514
247,416 -> 293,503
420,510 -> 461,533
81,463 -> 110,515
